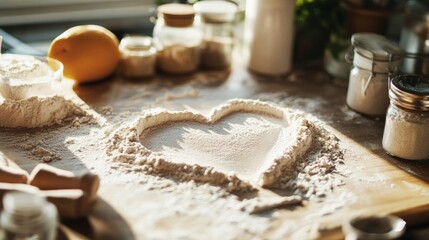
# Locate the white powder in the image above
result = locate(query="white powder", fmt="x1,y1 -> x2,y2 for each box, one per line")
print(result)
0,55 -> 57,100
0,57 -> 51,80
383,114 -> 429,160
240,195 -> 302,213
106,99 -> 344,198
0,54 -> 91,128
346,71 -> 389,116
0,96 -> 86,128
155,88 -> 200,103
0,83 -> 350,239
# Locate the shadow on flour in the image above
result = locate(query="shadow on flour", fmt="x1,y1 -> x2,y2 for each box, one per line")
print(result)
0,124 -> 136,240
60,198 -> 136,240
141,113 -> 275,153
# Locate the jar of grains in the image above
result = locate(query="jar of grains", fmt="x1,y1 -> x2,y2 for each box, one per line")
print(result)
194,0 -> 237,69
346,33 -> 403,117
153,3 -> 202,74
119,35 -> 157,78
382,75 -> 429,160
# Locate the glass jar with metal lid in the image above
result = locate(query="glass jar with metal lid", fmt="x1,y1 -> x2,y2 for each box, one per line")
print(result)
153,3 -> 202,75
382,75 -> 429,160
346,33 -> 403,117
193,1 -> 237,69
119,35 -> 157,78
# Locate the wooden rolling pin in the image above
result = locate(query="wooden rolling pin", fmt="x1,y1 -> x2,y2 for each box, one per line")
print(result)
29,164 -> 100,203
40,189 -> 95,219
0,165 -> 28,184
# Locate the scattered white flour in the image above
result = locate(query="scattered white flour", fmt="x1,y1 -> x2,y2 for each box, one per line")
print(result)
0,56 -> 51,81
155,88 -> 200,103
98,106 -> 114,115
0,55 -> 57,100
0,54 -> 94,128
240,195 -> 302,213
0,96 -> 87,128
257,92 -> 329,113
18,136 -> 61,162
106,99 -> 344,198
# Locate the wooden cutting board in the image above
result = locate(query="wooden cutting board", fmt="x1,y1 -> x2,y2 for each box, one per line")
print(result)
2,66 -> 429,239
77,68 -> 429,239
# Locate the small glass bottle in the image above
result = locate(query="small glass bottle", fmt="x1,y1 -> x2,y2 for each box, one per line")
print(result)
382,74 -> 429,160
0,192 -> 58,240
119,35 -> 157,78
346,33 -> 403,117
153,3 -> 202,75
194,1 -> 237,69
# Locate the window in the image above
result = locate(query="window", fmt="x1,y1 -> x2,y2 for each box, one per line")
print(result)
0,0 -> 155,26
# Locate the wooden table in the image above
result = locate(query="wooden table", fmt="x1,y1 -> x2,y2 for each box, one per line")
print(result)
1,64 -> 429,239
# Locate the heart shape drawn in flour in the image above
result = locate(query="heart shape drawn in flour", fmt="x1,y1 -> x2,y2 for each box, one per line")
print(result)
128,99 -> 314,191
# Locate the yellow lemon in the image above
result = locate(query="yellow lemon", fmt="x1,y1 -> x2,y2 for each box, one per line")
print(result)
48,25 -> 120,83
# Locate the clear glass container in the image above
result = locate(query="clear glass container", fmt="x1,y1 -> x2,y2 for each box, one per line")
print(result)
194,1 -> 237,69
1,192 -> 58,240
0,54 -> 63,100
153,3 -> 202,74
346,33 -> 403,117
382,75 -> 429,160
119,35 -> 156,78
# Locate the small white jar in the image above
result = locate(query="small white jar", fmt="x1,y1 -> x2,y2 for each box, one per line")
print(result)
346,33 -> 403,117
382,75 -> 429,160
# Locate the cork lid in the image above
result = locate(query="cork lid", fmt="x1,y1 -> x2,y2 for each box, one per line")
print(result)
158,3 -> 195,28
194,1 -> 238,23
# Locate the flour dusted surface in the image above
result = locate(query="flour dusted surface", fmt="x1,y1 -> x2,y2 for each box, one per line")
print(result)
0,96 -> 86,128
106,99 -> 344,199
0,70 -> 372,240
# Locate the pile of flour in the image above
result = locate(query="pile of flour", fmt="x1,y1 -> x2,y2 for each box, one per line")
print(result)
0,96 -> 87,128
0,55 -> 91,128
105,99 -> 344,198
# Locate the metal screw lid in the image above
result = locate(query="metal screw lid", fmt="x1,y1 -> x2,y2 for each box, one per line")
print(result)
390,74 -> 429,111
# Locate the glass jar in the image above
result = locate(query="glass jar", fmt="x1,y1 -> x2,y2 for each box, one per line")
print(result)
0,54 -> 63,100
346,33 -> 403,117
1,192 -> 58,240
382,75 -> 429,160
194,1 -> 237,69
119,35 -> 156,78
153,3 -> 202,75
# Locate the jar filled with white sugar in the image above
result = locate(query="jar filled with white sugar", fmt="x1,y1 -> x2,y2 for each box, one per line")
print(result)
346,33 -> 403,117
119,35 -> 156,78
194,1 -> 237,69
153,3 -> 202,75
382,75 -> 429,160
